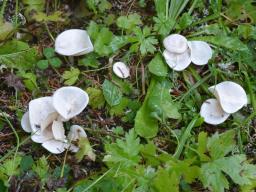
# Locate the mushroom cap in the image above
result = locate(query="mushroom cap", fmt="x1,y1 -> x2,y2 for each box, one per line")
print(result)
68,125 -> 87,141
52,120 -> 66,141
163,49 -> 191,71
188,41 -> 212,65
31,126 -> 54,143
200,98 -> 230,125
208,81 -> 247,114
42,140 -> 67,154
40,112 -> 59,132
52,86 -> 89,119
21,111 -> 32,133
29,97 -> 56,134
163,34 -> 188,54
113,62 -> 130,79
55,29 -> 94,56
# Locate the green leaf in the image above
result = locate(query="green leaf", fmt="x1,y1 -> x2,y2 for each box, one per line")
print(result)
86,87 -> 105,109
0,22 -> 15,42
76,137 -> 96,162
191,35 -> 248,51
153,14 -> 174,36
103,129 -> 142,167
87,21 -> 100,41
32,156 -> 49,183
37,59 -> 48,70
0,156 -> 22,177
78,54 -> 99,68
20,155 -> 34,172
33,11 -> 64,22
148,53 -> 168,77
117,13 -> 142,31
147,80 -> 181,122
49,57 -> 62,68
0,40 -> 37,70
153,169 -> 179,192
102,80 -> 122,107
62,67 -> 80,86
18,71 -> 38,91
176,13 -> 193,30
43,47 -> 55,59
207,130 -> 236,160
94,27 -> 114,56
134,79 -> 158,138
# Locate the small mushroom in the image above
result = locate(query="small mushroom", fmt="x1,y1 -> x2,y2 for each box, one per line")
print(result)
163,34 -> 188,53
42,140 -> 68,154
21,111 -> 32,133
55,29 -> 94,56
200,98 -> 230,125
29,97 -> 56,134
68,125 -> 87,141
113,62 -> 130,79
31,126 -> 54,143
52,86 -> 89,120
208,81 -> 247,114
188,41 -> 212,65
163,49 -> 191,71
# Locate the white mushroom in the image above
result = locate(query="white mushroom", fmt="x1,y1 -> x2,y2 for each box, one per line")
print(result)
208,81 -> 247,114
55,29 -> 94,56
21,111 -> 32,133
42,140 -> 67,154
52,120 -> 66,141
29,97 -> 56,134
40,112 -> 59,132
200,98 -> 230,125
163,34 -> 188,54
68,125 -> 87,141
163,49 -> 191,71
31,126 -> 54,143
52,86 -> 89,120
188,41 -> 212,65
113,62 -> 130,79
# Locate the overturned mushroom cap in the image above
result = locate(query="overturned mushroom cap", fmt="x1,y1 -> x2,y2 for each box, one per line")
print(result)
208,81 -> 247,114
163,34 -> 188,54
53,86 -> 89,120
200,98 -> 230,125
42,140 -> 68,154
52,120 -> 66,141
68,125 -> 87,141
55,29 -> 94,56
29,97 -> 56,134
188,41 -> 212,65
21,111 -> 32,133
163,49 -> 191,71
31,125 -> 54,143
113,62 -> 130,79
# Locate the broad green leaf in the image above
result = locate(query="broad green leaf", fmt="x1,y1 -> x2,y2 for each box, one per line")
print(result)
86,87 -> 105,109
191,35 -> 248,51
148,53 -> 168,77
153,14 -> 174,36
148,80 -> 181,122
62,67 -> 80,86
20,155 -> 34,172
0,22 -> 15,42
32,156 -> 49,183
37,59 -> 48,70
0,40 -> 37,70
117,13 -> 142,31
76,137 -> 96,162
153,169 -> 179,192
94,27 -> 114,56
43,47 -> 55,59
78,53 -> 99,68
134,79 -> 158,138
18,71 -> 38,91
207,129 -> 236,160
0,156 -> 22,176
49,57 -> 62,68
102,80 -> 122,107
33,11 -> 65,22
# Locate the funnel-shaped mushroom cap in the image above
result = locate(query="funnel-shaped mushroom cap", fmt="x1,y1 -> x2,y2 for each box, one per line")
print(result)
163,49 -> 191,71
29,97 -> 56,134
52,120 -> 66,141
163,34 -> 188,53
21,111 -> 32,133
200,98 -> 230,125
188,41 -> 212,65
55,29 -> 94,56
42,140 -> 67,154
113,62 -> 130,79
31,126 -> 54,143
53,86 -> 89,119
68,125 -> 87,141
208,81 -> 247,114
41,112 -> 59,132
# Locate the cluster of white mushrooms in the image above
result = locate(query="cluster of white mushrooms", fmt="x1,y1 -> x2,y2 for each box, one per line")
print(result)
163,34 -> 213,71
200,81 -> 248,125
21,86 -> 89,154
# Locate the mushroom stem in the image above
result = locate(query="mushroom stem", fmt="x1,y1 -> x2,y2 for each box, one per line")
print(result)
68,56 -> 74,66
